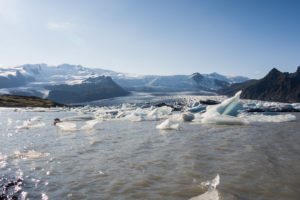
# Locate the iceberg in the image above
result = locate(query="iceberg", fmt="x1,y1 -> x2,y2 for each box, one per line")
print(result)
201,91 -> 247,125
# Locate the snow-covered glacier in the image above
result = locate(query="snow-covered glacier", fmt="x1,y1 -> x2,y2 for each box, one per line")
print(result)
0,64 -> 249,97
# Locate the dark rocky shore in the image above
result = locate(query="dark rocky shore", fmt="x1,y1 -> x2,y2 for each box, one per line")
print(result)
0,95 -> 66,107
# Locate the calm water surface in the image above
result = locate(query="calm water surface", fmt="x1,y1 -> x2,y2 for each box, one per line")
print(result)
0,109 -> 299,200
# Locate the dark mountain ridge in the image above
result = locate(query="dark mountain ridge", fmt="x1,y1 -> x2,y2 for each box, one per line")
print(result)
47,76 -> 129,104
219,67 -> 300,103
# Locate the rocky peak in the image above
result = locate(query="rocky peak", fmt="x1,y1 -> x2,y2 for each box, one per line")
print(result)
191,72 -> 203,82
83,76 -> 113,84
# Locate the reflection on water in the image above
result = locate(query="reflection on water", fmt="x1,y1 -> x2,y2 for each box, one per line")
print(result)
0,109 -> 300,200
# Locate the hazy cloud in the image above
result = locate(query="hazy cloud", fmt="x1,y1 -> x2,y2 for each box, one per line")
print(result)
47,21 -> 73,31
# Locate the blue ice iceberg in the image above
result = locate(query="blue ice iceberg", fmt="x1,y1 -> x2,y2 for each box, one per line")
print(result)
201,91 -> 247,125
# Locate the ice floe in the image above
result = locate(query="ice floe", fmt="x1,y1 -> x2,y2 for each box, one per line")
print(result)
240,113 -> 296,123
156,119 -> 181,130
56,122 -> 78,132
15,120 -> 45,130
81,119 -> 101,130
56,119 -> 101,131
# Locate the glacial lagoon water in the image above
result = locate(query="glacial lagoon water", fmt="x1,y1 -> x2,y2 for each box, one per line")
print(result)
0,94 -> 300,200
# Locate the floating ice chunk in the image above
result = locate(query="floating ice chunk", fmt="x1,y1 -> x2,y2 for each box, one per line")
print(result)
189,174 -> 220,200
30,116 -> 42,121
201,174 -> 220,189
201,91 -> 246,125
188,106 -> 206,113
202,115 -> 247,125
181,113 -> 195,122
156,119 -> 181,130
124,112 -> 145,122
217,91 -> 243,116
56,122 -> 78,131
292,103 -> 300,111
192,102 -> 200,107
81,119 -> 100,130
147,106 -> 172,119
189,189 -> 219,200
241,113 -> 296,123
15,120 -> 45,129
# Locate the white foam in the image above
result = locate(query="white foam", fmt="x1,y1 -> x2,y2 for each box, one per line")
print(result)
156,119 -> 181,130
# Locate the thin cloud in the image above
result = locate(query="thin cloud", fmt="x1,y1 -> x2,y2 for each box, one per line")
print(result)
47,21 -> 73,31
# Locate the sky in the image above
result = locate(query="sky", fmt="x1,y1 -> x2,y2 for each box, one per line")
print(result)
0,0 -> 299,78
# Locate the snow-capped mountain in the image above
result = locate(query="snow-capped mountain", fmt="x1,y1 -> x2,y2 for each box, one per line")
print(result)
0,64 -> 249,98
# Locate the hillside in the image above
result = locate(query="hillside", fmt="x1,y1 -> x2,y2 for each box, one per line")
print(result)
219,67 -> 300,103
47,76 -> 129,104
0,95 -> 65,107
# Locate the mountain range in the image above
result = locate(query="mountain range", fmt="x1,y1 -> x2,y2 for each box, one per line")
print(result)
219,67 -> 300,103
0,64 -> 248,103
